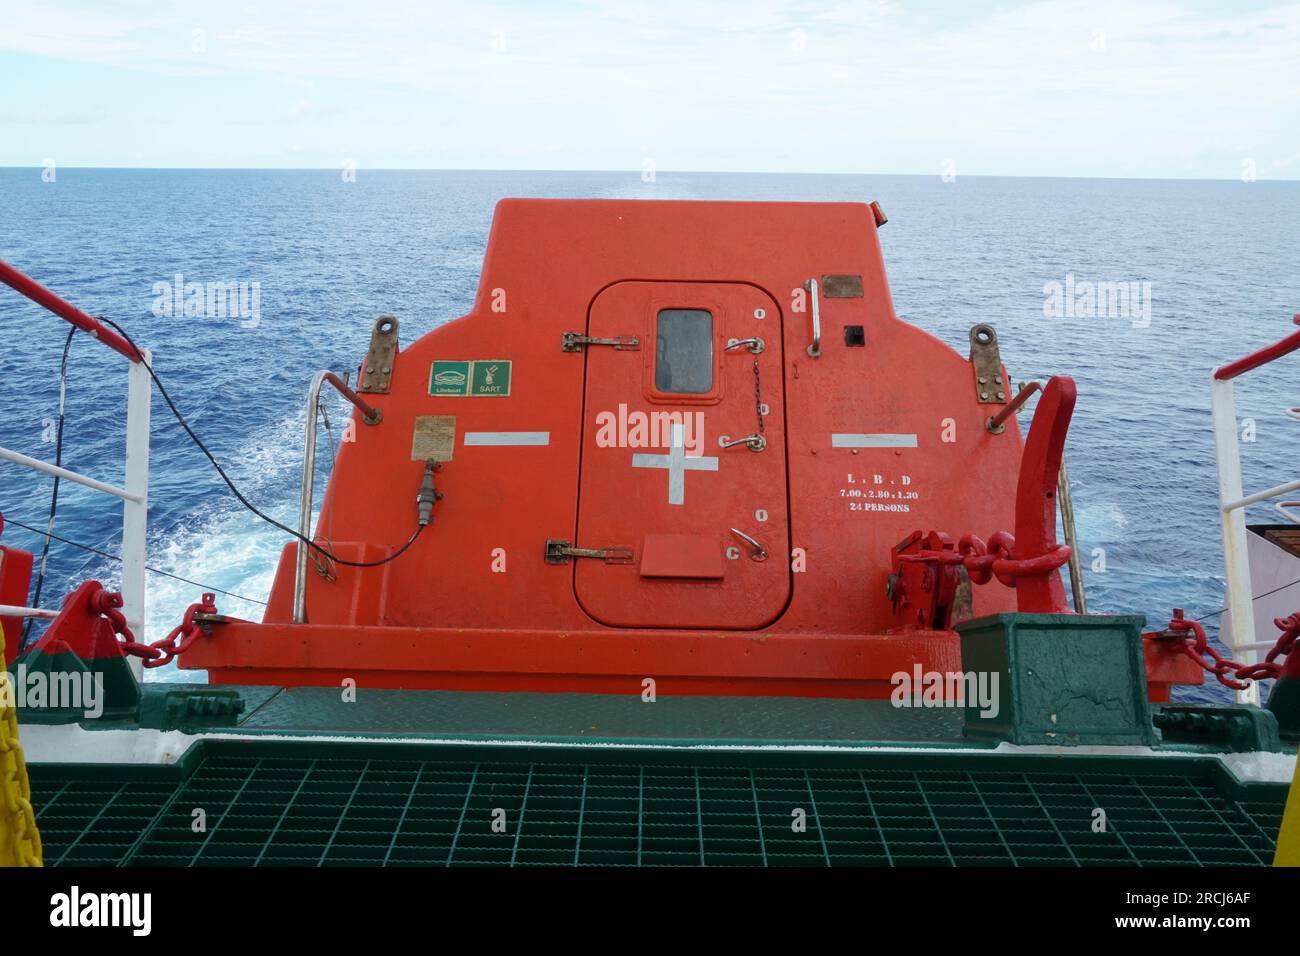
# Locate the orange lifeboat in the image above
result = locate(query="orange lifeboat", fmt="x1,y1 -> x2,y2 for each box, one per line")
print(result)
180,198 -> 1078,697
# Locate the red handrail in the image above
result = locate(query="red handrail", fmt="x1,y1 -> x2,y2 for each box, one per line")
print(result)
0,258 -> 140,362
1213,314 -> 1300,381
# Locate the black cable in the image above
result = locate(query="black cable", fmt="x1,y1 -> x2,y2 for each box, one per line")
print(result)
23,326 -> 75,645
1191,576 -> 1300,624
4,516 -> 269,605
93,316 -> 426,569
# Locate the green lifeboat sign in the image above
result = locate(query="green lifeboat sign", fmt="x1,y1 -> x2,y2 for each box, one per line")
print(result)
429,360 -> 511,397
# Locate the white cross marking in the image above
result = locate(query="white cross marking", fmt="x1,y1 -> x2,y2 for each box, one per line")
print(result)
631,423 -> 718,505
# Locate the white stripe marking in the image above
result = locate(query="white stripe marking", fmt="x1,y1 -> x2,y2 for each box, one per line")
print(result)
464,431 -> 550,446
832,433 -> 918,448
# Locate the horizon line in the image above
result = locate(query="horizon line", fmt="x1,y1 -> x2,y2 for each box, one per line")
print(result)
1,165 -> 1295,184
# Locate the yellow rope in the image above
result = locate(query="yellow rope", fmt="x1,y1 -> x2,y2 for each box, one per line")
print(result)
1276,753 -> 1300,866
0,622 -> 42,867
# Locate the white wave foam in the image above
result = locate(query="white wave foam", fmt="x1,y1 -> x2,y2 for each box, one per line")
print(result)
1074,500 -> 1129,543
89,407 -> 315,684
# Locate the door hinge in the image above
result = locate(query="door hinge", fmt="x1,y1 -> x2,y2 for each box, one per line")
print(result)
561,332 -> 640,353
545,539 -> 634,565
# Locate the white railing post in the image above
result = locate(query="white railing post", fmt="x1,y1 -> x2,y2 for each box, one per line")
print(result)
1210,376 -> 1259,705
121,347 -> 151,680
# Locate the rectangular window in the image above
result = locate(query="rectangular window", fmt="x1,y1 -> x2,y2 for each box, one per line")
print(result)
654,309 -> 713,394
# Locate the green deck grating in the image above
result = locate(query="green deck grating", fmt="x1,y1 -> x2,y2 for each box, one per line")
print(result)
29,743 -> 1286,867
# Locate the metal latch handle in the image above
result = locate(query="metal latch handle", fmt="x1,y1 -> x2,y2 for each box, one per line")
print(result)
729,528 -> 768,561
726,337 -> 765,354
545,539 -> 633,564
719,434 -> 766,452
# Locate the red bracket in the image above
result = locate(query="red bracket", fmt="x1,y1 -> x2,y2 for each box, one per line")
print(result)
0,513 -> 36,665
1012,375 -> 1076,614
29,580 -> 132,663
888,531 -> 961,630
887,375 -> 1078,629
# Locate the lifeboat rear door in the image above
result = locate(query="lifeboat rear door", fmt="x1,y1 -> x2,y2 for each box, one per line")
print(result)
573,280 -> 790,629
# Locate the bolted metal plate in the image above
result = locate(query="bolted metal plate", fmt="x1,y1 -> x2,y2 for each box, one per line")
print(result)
360,315 -> 400,393
968,324 -> 1008,405
822,275 -> 864,298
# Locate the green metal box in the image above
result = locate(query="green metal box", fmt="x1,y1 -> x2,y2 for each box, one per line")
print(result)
957,613 -> 1157,746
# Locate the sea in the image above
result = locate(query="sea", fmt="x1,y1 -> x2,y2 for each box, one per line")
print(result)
1,167 -> 1298,704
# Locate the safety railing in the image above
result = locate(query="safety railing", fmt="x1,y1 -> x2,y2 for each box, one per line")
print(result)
1210,314 -> 1300,704
293,371 -> 382,624
0,260 -> 152,677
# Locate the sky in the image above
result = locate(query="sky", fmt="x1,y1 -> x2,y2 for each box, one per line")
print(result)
1,0 -> 1298,179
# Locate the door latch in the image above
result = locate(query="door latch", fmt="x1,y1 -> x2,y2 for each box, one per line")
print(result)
545,539 -> 634,564
561,333 -> 640,352
729,528 -> 768,561
725,337 -> 765,354
719,434 -> 767,452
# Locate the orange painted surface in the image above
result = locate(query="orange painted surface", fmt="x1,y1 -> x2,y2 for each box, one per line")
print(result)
1142,633 -> 1206,703
199,623 -> 962,698
184,198 -> 1032,694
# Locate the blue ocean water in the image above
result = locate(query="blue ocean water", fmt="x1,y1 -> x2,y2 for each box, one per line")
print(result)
1,168 -> 1297,704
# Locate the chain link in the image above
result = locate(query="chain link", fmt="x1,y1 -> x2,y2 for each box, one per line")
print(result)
752,359 -> 765,436
1163,609 -> 1297,690
899,531 -> 1071,588
116,592 -> 218,668
0,629 -> 43,866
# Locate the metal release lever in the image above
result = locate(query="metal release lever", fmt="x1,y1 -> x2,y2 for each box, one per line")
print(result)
726,337 -> 765,354
719,434 -> 766,452
729,528 -> 768,561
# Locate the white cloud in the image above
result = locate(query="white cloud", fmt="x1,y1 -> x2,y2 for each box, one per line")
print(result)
1,0 -> 1297,175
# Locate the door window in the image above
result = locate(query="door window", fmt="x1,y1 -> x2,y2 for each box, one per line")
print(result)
654,309 -> 714,394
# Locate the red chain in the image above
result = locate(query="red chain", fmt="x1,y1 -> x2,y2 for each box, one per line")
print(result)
1163,608 -> 1298,690
899,531 -> 1071,588
98,591 -> 218,669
